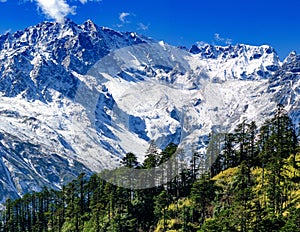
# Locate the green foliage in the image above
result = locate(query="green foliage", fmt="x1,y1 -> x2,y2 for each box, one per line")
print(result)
121,152 -> 139,168
280,208 -> 300,232
1,109 -> 300,232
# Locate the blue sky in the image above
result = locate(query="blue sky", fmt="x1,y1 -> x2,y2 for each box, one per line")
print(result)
0,0 -> 299,60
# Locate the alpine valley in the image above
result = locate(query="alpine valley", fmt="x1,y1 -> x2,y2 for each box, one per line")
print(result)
0,19 -> 299,203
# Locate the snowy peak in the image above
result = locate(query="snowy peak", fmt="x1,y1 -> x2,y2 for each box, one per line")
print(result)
190,43 -> 278,60
0,20 -> 161,202
0,19 -> 299,203
283,50 -> 299,64
0,19 -> 152,100
271,50 -> 300,109
189,43 -> 281,81
0,18 -> 151,57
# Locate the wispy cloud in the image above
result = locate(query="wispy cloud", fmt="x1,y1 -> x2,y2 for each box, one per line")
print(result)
30,0 -> 100,22
119,12 -> 130,23
138,22 -> 149,31
214,33 -> 232,45
78,0 -> 102,3
0,0 -> 7,2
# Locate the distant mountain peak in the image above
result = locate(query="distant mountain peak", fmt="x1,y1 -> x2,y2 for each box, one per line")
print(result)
188,42 -> 280,81
284,50 -> 298,63
190,43 -> 278,58
81,19 -> 98,31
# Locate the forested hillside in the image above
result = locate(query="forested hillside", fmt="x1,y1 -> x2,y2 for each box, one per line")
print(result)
1,105 -> 300,232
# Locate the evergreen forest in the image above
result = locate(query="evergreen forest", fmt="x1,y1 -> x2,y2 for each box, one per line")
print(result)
1,105 -> 300,232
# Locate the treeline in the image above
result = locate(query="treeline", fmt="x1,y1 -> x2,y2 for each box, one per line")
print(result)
0,104 -> 300,231
0,142 -> 196,232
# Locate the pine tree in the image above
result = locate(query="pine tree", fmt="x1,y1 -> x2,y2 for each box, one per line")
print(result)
121,152 -> 139,168
223,133 -> 236,169
261,105 -> 297,214
234,161 -> 255,232
190,175 -> 217,225
206,132 -> 223,177
154,190 -> 172,231
143,140 -> 160,168
158,143 -> 178,193
143,141 -> 160,188
248,121 -> 259,166
234,119 -> 249,165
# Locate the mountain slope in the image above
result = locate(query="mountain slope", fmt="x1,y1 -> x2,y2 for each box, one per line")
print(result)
0,19 -> 298,202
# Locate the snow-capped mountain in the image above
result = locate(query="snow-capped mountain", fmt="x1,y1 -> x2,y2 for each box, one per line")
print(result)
0,19 -> 298,202
190,43 -> 281,80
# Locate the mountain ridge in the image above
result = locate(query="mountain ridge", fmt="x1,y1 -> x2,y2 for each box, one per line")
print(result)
0,19 -> 299,202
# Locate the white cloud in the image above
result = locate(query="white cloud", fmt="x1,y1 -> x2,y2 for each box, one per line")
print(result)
225,38 -> 233,45
31,0 -> 101,22
138,23 -> 149,31
214,33 -> 232,45
214,33 -> 222,41
34,0 -> 76,22
0,0 -> 7,2
119,12 -> 130,23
